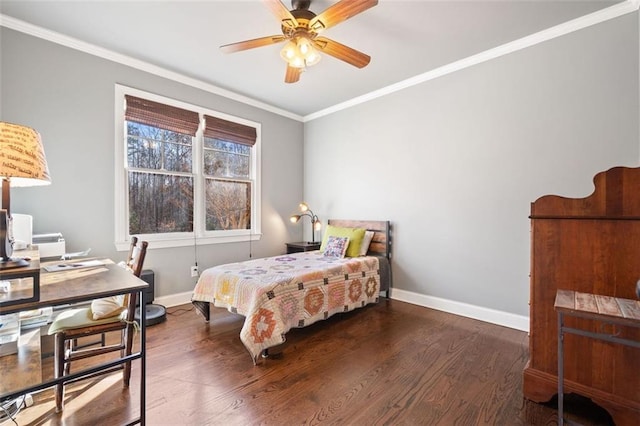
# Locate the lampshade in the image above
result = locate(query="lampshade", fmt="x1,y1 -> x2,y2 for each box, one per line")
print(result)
0,121 -> 51,268
0,122 -> 51,188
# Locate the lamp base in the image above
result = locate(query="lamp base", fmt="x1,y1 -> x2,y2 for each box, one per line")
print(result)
0,257 -> 29,270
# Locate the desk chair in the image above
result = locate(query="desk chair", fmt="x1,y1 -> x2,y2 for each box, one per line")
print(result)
47,237 -> 148,412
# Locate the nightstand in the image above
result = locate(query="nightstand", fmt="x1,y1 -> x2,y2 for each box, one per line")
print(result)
286,241 -> 321,254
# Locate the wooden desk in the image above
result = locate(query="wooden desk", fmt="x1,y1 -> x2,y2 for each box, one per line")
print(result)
0,261 -> 148,425
555,290 -> 640,425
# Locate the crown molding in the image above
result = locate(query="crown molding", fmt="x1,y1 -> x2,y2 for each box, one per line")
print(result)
304,0 -> 640,122
0,14 -> 304,122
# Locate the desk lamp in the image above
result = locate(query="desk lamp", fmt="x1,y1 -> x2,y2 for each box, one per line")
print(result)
289,202 -> 321,243
0,122 -> 51,269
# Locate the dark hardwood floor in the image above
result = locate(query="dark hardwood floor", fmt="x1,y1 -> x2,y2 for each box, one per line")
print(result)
12,298 -> 615,425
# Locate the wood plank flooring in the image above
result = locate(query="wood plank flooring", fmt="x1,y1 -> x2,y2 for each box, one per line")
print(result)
10,298 -> 615,425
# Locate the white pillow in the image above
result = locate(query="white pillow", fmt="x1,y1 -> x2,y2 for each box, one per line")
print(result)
90,295 -> 126,320
323,236 -> 350,258
359,231 -> 375,256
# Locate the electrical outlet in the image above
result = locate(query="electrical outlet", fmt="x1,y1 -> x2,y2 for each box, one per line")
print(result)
190,265 -> 199,277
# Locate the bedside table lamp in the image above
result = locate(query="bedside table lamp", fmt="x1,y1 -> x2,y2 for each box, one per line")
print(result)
0,122 -> 51,269
289,202 -> 321,243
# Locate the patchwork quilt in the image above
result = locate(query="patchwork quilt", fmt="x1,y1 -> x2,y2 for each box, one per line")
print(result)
191,251 -> 381,362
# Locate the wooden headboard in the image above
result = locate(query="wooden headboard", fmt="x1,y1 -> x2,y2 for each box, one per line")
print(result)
328,219 -> 391,259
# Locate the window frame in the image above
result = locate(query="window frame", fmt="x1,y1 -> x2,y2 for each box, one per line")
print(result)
114,84 -> 261,251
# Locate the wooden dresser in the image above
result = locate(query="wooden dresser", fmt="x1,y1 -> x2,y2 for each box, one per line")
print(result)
523,166 -> 640,425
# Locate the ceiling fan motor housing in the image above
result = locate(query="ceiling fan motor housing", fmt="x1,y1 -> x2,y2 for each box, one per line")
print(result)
282,9 -> 316,34
291,0 -> 311,11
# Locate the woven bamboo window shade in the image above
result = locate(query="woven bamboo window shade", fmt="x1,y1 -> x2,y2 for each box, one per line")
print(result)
124,95 -> 200,136
204,115 -> 257,146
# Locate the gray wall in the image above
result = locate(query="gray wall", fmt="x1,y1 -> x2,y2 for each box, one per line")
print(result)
1,28 -> 305,298
2,11 -> 638,317
304,13 -> 639,316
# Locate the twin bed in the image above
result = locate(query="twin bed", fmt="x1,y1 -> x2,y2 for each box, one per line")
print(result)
191,219 -> 392,363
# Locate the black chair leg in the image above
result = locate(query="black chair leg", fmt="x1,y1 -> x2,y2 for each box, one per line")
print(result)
54,333 -> 66,412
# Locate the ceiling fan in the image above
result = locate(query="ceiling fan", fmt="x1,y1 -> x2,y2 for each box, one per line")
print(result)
220,0 -> 378,83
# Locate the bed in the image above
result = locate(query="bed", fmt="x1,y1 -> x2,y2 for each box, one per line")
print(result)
191,219 -> 392,363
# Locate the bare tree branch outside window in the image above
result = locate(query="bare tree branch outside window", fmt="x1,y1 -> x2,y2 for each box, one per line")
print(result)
127,122 -> 193,234
203,137 -> 252,231
126,122 -> 253,235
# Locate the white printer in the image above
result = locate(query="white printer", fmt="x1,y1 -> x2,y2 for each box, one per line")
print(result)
32,233 -> 66,259
12,214 -> 66,259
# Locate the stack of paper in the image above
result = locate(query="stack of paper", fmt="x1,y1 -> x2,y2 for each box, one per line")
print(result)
43,259 -> 105,272
0,313 -> 20,356
19,307 -> 53,330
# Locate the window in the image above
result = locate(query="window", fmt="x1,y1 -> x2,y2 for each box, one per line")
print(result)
203,115 -> 256,232
114,85 -> 261,250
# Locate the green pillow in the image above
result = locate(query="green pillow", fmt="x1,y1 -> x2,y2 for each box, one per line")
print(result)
320,225 -> 366,257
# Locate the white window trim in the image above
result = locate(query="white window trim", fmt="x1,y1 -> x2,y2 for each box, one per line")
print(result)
114,84 -> 262,251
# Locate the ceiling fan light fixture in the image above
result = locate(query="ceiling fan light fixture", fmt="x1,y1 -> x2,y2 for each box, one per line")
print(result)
222,0 -> 378,83
299,36 -> 321,66
280,36 -> 321,69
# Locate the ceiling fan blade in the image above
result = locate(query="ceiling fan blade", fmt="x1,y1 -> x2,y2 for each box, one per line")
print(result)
220,35 -> 286,53
313,37 -> 371,68
309,0 -> 378,32
263,0 -> 299,30
284,65 -> 301,84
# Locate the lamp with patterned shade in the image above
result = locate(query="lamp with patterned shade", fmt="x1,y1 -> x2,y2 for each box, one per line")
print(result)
0,122 -> 51,269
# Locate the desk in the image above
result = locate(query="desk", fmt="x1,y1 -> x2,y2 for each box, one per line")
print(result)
0,260 -> 148,425
554,290 -> 640,425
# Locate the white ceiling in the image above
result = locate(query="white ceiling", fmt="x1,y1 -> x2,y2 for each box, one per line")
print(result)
0,0 -> 628,118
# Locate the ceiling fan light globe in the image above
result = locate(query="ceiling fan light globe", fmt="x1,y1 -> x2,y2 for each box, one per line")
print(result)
290,56 -> 306,68
280,40 -> 297,61
298,37 -> 312,55
305,50 -> 321,66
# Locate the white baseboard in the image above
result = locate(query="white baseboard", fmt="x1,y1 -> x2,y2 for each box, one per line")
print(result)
154,291 -> 193,308
155,288 -> 530,333
389,288 -> 529,332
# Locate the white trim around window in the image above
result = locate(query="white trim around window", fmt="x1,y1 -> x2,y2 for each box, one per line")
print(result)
114,84 -> 262,251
